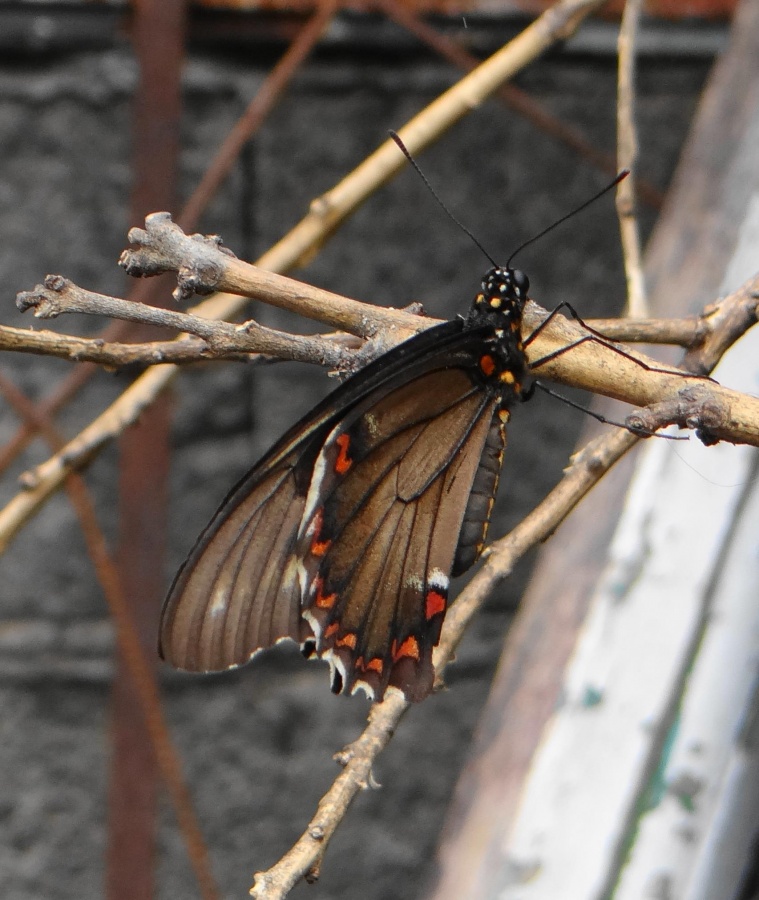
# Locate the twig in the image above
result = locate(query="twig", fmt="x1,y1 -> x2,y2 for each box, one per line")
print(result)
580,316 -> 708,346
519,275 -> 759,447
249,268 -> 759,900
16,274 -> 373,370
179,0 -> 339,233
617,0 -> 648,316
375,0 -> 664,211
0,323 -> 244,367
9,267 -> 759,529
117,214 -> 424,338
260,0 -> 609,272
0,1 -> 338,479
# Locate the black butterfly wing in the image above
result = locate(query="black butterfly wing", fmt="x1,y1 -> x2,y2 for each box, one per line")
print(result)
160,318 -> 510,700
296,367 -> 502,700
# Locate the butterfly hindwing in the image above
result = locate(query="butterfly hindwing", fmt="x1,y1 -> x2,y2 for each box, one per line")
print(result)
297,365 -> 500,700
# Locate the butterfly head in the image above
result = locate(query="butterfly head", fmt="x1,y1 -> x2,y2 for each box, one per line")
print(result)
472,265 -> 529,326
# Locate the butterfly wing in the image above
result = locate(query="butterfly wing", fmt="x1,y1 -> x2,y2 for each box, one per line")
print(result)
297,366 -> 501,700
160,318 -> 511,701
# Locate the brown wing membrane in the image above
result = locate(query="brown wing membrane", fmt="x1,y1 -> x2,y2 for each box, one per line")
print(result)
160,450 -> 314,671
160,318 -> 516,698
297,368 -> 499,701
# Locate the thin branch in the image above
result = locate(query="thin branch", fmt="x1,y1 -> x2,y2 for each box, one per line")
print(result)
116,214 -> 424,337
248,269 -> 758,898
8,269 -> 759,528
581,316 -> 708,346
258,0 -> 608,273
179,0 -> 339,233
16,274 -> 372,370
617,0 -> 648,316
376,0 -> 664,211
0,1 -> 338,479
0,323 -> 244,367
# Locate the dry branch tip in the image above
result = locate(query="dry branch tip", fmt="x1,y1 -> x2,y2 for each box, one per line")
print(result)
120,212 -> 237,302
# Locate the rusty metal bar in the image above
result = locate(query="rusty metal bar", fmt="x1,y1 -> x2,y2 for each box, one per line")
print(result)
107,3 -> 213,900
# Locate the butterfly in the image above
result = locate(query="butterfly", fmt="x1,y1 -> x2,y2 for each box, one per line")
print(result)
159,263 -> 530,702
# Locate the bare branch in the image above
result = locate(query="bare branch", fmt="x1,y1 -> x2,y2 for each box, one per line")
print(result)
118,213 -> 425,339
375,0 -> 664,212
521,274 -> 759,448
0,323 -> 244,367
617,0 -> 648,316
581,316 -> 708,346
0,370 -> 217,892
16,274 -> 372,370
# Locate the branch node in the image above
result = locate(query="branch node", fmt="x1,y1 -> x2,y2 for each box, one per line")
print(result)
333,746 -> 353,767
119,212 -> 237,303
16,275 -> 72,318
308,824 -> 325,842
304,861 -> 321,884
625,385 -> 729,445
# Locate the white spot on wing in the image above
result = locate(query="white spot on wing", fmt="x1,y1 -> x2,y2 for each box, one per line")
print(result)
300,421 -> 342,536
302,607 -> 323,643
208,586 -> 227,617
428,568 -> 450,591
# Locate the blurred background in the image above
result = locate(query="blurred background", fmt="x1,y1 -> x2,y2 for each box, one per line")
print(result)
0,2 -> 751,899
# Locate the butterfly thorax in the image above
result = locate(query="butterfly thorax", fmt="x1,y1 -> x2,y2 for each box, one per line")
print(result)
465,265 -> 530,399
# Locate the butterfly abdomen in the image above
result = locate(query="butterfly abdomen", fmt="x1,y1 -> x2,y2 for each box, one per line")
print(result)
452,409 -> 508,576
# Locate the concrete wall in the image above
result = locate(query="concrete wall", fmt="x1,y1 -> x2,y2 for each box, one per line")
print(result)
0,16 -> 712,899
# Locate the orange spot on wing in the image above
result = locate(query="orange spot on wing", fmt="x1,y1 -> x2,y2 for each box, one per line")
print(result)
335,433 -> 352,474
336,632 -> 357,650
309,509 -> 331,557
425,590 -> 447,620
479,354 -> 496,376
365,657 -> 384,675
393,635 -> 420,662
314,578 -> 337,610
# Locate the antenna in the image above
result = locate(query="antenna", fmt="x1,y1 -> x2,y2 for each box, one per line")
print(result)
389,129 -> 628,269
389,131 -> 498,267
506,170 -> 629,267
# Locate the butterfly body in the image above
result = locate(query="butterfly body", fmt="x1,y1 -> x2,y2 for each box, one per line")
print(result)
160,266 -> 529,702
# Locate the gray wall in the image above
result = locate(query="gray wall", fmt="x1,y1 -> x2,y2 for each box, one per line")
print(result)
0,17 -> 712,899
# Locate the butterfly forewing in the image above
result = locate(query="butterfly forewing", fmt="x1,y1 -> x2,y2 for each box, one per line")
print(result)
161,320 -> 475,675
160,450 -> 316,671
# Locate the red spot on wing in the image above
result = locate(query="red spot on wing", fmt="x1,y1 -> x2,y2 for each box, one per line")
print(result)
479,354 -> 496,376
393,635 -> 420,662
314,578 -> 337,610
365,657 -> 384,675
425,590 -> 447,620
309,508 -> 331,557
335,433 -> 352,474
